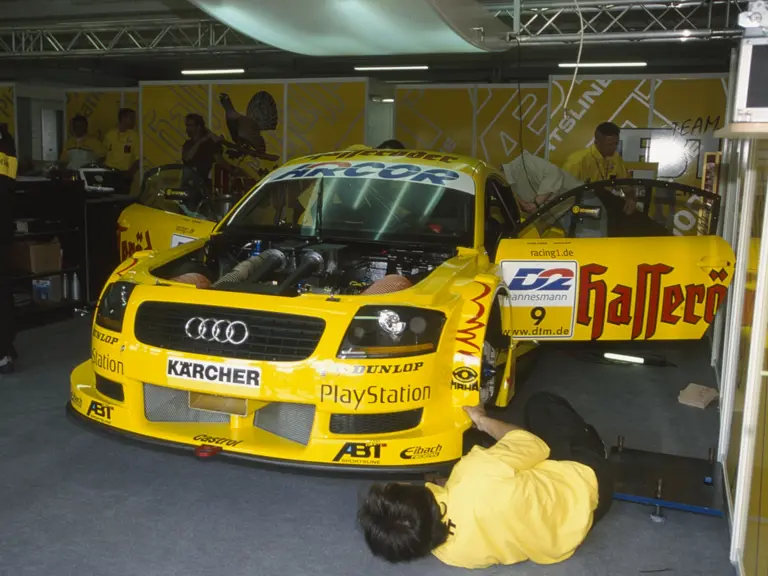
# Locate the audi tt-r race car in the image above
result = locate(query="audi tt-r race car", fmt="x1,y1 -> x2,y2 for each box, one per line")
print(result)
68,147 -> 735,470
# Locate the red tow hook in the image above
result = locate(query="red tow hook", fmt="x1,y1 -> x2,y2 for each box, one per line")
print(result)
194,444 -> 223,459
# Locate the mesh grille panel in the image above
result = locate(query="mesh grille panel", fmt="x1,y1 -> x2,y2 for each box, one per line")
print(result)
134,302 -> 325,362
253,402 -> 315,446
329,409 -> 423,435
143,383 -> 229,423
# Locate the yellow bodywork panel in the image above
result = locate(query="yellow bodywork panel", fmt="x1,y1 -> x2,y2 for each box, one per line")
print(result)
71,148 -> 735,470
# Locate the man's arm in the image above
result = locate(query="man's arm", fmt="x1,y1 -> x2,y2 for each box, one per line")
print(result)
561,151 -> 584,181
463,404 -> 523,441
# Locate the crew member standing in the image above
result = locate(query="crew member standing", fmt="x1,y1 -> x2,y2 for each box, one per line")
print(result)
181,113 -> 240,185
561,122 -> 636,215
60,115 -> 105,170
0,123 -> 18,373
103,108 -> 139,194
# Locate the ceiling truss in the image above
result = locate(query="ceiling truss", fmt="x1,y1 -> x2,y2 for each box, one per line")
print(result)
0,0 -> 747,59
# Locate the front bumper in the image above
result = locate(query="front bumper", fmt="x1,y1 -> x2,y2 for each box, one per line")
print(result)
69,360 -> 465,473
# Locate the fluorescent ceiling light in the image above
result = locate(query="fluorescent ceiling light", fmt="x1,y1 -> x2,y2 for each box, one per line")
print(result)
354,65 -> 429,71
381,98 -> 395,103
558,62 -> 647,68
181,69 -> 245,75
604,352 -> 645,364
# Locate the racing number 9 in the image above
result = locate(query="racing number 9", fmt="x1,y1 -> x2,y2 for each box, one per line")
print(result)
531,307 -> 546,326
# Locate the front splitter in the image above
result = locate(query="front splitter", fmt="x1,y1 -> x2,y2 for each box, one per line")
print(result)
65,402 -> 459,477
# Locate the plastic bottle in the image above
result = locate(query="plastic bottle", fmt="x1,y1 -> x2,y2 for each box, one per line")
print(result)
71,273 -> 82,302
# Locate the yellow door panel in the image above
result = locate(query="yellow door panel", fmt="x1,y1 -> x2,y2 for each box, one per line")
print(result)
496,236 -> 735,341
117,203 -> 215,262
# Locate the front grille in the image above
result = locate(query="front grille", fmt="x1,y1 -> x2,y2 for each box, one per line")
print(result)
143,383 -> 229,423
330,409 -> 423,435
96,375 -> 124,402
253,402 -> 315,445
134,302 -> 325,362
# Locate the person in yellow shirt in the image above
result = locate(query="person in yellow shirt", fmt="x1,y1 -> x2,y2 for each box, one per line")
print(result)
103,108 -> 139,192
358,392 -> 613,568
562,122 -> 636,215
60,115 -> 105,170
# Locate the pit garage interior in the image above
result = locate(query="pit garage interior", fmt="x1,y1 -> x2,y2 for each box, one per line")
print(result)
2,1 -> 768,575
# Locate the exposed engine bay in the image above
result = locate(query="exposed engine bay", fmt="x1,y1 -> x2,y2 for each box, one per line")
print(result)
152,235 -> 455,297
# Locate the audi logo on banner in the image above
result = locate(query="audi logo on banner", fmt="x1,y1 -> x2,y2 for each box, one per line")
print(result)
184,318 -> 250,345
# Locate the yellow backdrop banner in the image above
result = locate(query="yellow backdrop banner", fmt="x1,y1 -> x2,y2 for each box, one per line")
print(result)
0,85 -> 15,136
650,77 -> 727,187
123,90 -> 139,113
286,81 -> 366,160
395,87 -> 475,156
141,84 -> 209,172
475,85 -> 549,169
548,78 -> 654,167
65,92 -> 121,141
211,83 -> 284,167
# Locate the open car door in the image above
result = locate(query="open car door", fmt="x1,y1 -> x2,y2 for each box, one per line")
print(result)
495,179 -> 735,341
117,165 -> 220,260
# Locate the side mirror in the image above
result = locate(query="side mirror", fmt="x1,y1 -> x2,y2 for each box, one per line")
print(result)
571,205 -> 602,220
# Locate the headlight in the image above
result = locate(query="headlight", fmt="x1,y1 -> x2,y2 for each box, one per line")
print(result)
95,281 -> 136,333
338,306 -> 445,359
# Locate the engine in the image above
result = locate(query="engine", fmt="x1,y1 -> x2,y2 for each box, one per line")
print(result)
154,237 -> 454,297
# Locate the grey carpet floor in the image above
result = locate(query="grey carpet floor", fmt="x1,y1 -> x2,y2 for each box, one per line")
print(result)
0,317 -> 735,576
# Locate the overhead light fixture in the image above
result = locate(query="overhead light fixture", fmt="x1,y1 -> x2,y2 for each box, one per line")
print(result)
381,98 -> 395,103
558,62 -> 647,68
181,69 -> 245,75
354,65 -> 429,71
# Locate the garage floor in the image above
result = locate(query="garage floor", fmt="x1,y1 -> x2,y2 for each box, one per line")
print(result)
0,317 -> 735,576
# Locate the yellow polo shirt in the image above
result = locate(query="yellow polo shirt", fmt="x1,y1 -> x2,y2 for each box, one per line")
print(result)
103,128 -> 139,171
427,430 -> 598,569
562,144 -> 629,183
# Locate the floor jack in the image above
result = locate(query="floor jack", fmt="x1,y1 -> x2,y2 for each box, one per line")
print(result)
609,435 -> 723,520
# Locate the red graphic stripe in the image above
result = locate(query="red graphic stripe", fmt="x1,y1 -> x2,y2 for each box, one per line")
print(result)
456,282 -> 491,356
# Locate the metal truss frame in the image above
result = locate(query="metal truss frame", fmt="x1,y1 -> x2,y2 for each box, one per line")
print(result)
0,19 -> 275,58
0,1 -> 747,58
486,0 -> 747,44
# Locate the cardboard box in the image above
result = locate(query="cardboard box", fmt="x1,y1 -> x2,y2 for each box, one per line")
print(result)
11,237 -> 62,274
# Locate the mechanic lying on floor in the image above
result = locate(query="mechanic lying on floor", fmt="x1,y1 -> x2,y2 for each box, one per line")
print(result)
358,392 -> 614,569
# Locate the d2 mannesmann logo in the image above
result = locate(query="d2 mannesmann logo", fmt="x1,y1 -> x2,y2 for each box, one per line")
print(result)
503,261 -> 578,308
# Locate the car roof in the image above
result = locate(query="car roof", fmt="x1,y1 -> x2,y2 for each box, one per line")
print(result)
284,148 -> 485,177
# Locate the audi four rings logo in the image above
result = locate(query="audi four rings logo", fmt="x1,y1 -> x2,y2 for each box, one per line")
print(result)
184,318 -> 249,345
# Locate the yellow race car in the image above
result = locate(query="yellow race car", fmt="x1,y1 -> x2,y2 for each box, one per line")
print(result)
69,148 -> 735,471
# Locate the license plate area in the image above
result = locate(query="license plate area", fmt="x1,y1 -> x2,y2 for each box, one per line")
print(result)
189,392 -> 248,416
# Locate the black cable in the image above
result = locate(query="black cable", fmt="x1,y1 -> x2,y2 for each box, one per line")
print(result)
514,37 -> 540,205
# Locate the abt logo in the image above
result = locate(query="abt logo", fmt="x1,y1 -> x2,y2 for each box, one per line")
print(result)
87,400 -> 114,421
333,442 -> 386,462
509,267 -> 574,291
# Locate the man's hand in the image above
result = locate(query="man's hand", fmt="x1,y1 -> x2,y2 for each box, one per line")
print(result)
520,200 -> 538,214
463,403 -> 487,430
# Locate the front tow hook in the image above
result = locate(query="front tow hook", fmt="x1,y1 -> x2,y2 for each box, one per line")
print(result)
194,444 -> 223,459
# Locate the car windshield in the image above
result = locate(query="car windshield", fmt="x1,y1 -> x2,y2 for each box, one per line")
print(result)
222,160 -> 476,246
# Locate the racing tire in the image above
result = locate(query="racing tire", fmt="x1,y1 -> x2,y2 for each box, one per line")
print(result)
480,299 -> 509,408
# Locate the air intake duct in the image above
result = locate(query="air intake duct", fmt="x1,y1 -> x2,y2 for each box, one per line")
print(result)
213,248 -> 286,287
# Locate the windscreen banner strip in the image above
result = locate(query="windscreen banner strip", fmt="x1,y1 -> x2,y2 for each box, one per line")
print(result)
265,160 -> 476,195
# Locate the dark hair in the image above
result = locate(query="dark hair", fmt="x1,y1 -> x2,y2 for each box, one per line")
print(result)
358,483 -> 449,563
595,122 -> 620,138
378,139 -> 405,150
118,108 -> 135,122
71,114 -> 87,126
185,113 -> 205,128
